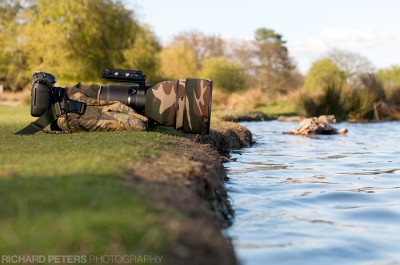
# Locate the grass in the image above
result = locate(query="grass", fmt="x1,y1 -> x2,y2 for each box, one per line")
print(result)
211,98 -> 299,121
0,105 -> 183,259
255,100 -> 298,118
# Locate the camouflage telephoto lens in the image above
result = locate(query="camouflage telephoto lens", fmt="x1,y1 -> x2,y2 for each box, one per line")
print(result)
145,78 -> 212,134
98,78 -> 213,134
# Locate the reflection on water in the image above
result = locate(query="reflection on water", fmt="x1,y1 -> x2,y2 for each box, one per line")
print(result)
224,121 -> 400,265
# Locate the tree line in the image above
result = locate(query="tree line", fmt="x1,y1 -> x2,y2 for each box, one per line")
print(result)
1,0 -> 400,121
0,0 -> 160,90
0,0 -> 301,95
301,49 -> 400,121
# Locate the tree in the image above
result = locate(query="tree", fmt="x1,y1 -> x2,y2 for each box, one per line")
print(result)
122,25 -> 161,82
230,40 -> 257,88
327,49 -> 375,88
344,73 -> 386,121
377,65 -> 400,89
301,59 -> 386,121
200,57 -> 245,93
254,28 -> 287,50
251,28 -> 298,94
226,28 -> 302,95
158,42 -> 198,79
170,31 -> 226,68
376,65 -> 400,104
303,59 -> 345,93
11,0 -> 160,85
20,0 -> 142,82
300,59 -> 346,119
0,0 -> 26,90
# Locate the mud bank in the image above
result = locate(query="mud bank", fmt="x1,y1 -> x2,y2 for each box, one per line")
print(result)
128,121 -> 252,265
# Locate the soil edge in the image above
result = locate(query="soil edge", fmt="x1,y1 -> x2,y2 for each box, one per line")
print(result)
128,121 -> 252,265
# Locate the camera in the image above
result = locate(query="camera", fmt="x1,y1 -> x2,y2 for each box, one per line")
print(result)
31,71 -> 63,117
26,69 -> 213,134
30,71 -> 86,118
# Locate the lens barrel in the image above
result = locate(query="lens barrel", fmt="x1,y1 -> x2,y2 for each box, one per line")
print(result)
98,84 -> 147,113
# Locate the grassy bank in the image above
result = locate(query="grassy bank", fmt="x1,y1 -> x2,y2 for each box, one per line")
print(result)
0,105 -> 240,264
0,105 -> 177,256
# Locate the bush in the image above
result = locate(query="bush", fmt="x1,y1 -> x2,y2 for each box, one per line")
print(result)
299,71 -> 388,122
303,59 -> 345,94
298,83 -> 346,121
343,74 -> 386,121
225,88 -> 267,111
200,57 -> 246,93
385,87 -> 400,105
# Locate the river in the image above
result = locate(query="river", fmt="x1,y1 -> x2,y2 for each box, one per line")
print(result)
224,120 -> 400,265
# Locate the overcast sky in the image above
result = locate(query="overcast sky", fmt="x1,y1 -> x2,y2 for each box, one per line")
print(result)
126,0 -> 400,74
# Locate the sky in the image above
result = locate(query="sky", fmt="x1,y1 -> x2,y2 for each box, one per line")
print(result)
126,0 -> 400,74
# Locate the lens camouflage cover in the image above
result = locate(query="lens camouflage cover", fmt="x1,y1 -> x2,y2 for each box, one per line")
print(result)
145,78 -> 212,134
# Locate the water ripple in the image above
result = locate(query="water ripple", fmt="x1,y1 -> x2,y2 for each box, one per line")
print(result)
225,121 -> 400,265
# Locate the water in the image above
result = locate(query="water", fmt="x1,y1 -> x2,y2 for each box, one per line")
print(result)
224,121 -> 400,265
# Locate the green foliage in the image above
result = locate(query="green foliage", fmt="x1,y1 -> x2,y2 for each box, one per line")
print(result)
299,84 -> 346,121
0,0 -> 27,90
377,65 -> 400,104
122,26 -> 161,82
303,59 -> 345,93
1,2 -> 302,101
0,0 -> 161,89
159,42 -> 198,79
200,57 -> 245,93
343,74 -> 386,121
254,28 -> 287,52
377,65 -> 400,88
299,72 -> 387,121
22,0 -> 139,83
256,100 -> 298,118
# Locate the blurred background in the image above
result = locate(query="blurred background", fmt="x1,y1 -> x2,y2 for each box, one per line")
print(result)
1,0 -> 400,121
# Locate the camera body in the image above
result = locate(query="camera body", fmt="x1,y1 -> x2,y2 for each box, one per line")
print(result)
30,72 -> 66,117
30,72 -> 86,119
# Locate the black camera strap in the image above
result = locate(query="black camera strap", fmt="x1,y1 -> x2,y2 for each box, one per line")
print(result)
15,97 -> 86,135
15,107 -> 60,135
